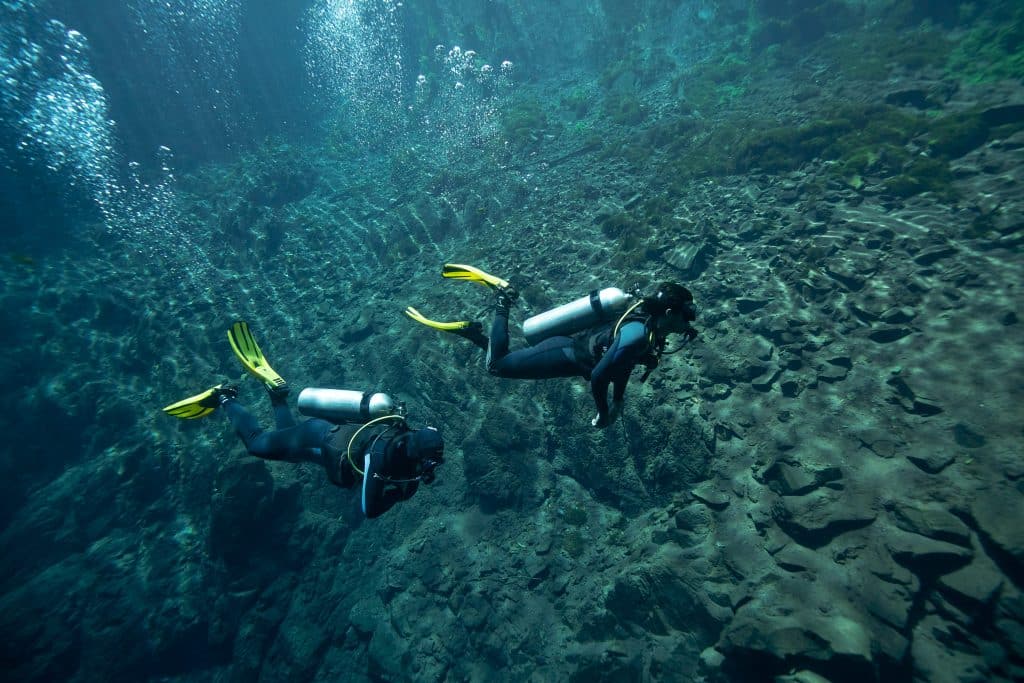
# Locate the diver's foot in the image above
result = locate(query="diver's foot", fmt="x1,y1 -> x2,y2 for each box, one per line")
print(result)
213,383 -> 239,405
162,383 -> 236,419
495,284 -> 519,311
452,321 -> 489,350
266,383 -> 291,405
194,383 -> 238,410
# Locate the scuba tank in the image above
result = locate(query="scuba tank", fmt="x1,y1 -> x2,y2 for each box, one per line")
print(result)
522,287 -> 633,344
297,388 -> 400,423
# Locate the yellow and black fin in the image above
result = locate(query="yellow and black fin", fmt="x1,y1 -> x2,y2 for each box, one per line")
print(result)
162,384 -> 224,419
404,306 -> 477,331
404,307 -> 488,349
227,321 -> 287,390
441,263 -> 509,289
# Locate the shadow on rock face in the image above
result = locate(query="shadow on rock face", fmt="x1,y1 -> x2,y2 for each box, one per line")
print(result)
208,459 -> 301,578
461,398 -> 543,513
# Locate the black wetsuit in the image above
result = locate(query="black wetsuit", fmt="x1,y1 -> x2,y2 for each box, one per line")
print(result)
221,397 -> 419,519
485,309 -> 657,417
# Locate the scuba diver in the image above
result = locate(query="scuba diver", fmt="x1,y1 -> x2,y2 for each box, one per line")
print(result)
162,321 -> 444,519
405,264 -> 698,429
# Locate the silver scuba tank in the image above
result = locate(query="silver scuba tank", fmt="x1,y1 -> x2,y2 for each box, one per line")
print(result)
522,287 -> 633,344
297,388 -> 399,423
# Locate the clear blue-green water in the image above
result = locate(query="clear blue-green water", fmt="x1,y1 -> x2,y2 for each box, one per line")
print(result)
1,1 -> 1022,681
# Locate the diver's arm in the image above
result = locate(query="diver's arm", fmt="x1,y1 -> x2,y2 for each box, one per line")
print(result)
364,482 -> 419,519
590,343 -> 616,426
590,322 -> 646,428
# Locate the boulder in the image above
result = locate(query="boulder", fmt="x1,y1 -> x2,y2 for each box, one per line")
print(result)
719,605 -> 875,680
907,450 -> 956,474
691,483 -> 731,510
762,461 -> 843,496
775,489 -> 876,549
604,558 -> 720,640
959,486 -> 1024,574
663,241 -> 711,279
913,245 -> 958,266
938,555 -> 1005,614
868,326 -> 913,343
855,428 -> 902,458
889,502 -> 972,547
885,531 -> 973,580
911,614 -> 992,683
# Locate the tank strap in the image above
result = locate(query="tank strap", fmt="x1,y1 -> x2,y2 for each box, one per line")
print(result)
359,392 -> 373,421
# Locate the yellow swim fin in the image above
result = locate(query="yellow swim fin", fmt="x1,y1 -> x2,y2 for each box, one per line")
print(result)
404,306 -> 477,331
227,321 -> 287,390
162,384 -> 226,419
441,263 -> 509,289
404,307 -> 489,349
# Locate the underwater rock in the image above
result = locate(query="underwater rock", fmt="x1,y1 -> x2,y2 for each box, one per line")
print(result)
675,504 -> 713,531
772,544 -> 814,573
913,244 -> 958,266
885,374 -> 943,416
780,379 -> 803,398
209,461 -> 298,568
367,618 -> 407,680
981,103 -> 1024,128
888,501 -> 972,547
951,423 -> 986,449
859,571 -> 915,634
762,461 -> 842,496
736,298 -> 770,314
701,382 -> 733,401
775,489 -> 876,549
691,483 -> 730,510
824,263 -> 866,291
699,646 -> 725,673
663,241 -> 711,279
959,486 -> 1024,572
854,428 -> 902,458
907,450 -> 956,474
604,555 -> 721,641
751,367 -> 782,392
719,601 -> 875,680
885,530 -> 973,580
338,308 -> 375,343
884,88 -> 940,110
937,553 -> 1005,613
880,306 -> 916,324
815,361 -> 849,384
868,326 -> 913,343
349,595 -> 385,637
458,397 -> 545,511
910,613 -> 992,683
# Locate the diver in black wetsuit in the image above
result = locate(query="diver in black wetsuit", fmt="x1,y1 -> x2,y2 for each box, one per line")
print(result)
484,282 -> 698,428
406,267 -> 698,429
162,322 -> 444,519
215,386 -> 443,518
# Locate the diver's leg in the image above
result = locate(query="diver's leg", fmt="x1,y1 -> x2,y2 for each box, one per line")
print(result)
220,397 -> 265,449
488,336 -> 585,380
267,387 -> 296,429
486,308 -> 513,370
222,398 -> 331,464
485,286 -> 520,369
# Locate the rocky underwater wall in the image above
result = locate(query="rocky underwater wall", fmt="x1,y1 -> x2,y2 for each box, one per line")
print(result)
1,1 -> 1022,681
